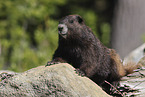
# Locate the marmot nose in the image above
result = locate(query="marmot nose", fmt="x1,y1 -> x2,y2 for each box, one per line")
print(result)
58,27 -> 63,31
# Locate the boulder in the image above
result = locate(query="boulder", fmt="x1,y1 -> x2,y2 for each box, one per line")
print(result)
123,43 -> 145,64
0,63 -> 110,97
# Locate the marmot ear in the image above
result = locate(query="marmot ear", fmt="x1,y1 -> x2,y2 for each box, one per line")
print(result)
76,15 -> 83,24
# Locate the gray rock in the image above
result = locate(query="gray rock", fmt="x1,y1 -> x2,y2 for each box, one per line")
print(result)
0,70 -> 17,74
138,56 -> 145,66
120,68 -> 145,97
123,43 -> 145,64
0,63 -> 110,97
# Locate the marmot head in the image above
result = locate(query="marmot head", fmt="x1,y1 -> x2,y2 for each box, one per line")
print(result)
58,15 -> 85,39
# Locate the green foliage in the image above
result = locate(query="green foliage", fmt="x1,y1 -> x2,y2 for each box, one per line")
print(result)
0,0 -> 111,72
101,23 -> 111,47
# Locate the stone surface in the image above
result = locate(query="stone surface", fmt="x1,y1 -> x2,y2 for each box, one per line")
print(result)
123,43 -> 145,64
0,63 -> 110,97
138,56 -> 145,66
120,67 -> 145,97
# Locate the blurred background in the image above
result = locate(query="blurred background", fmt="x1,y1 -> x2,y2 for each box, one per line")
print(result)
0,0 -> 144,72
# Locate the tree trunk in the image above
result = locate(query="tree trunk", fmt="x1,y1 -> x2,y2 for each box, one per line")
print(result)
111,0 -> 145,59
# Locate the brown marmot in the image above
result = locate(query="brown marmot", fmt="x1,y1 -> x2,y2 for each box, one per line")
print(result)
46,15 -> 141,94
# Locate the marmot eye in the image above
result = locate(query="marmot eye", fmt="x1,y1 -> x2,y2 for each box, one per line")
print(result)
69,20 -> 74,23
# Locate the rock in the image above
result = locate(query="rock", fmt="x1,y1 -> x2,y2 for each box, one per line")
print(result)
123,43 -> 145,64
118,46 -> 145,96
0,70 -> 17,74
120,67 -> 145,97
138,56 -> 145,66
0,63 -> 110,97
0,70 -> 18,84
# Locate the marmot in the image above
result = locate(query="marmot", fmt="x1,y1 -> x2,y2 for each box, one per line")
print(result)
46,15 -> 141,94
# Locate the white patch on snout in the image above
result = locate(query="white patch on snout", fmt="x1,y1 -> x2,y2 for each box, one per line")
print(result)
58,24 -> 68,35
